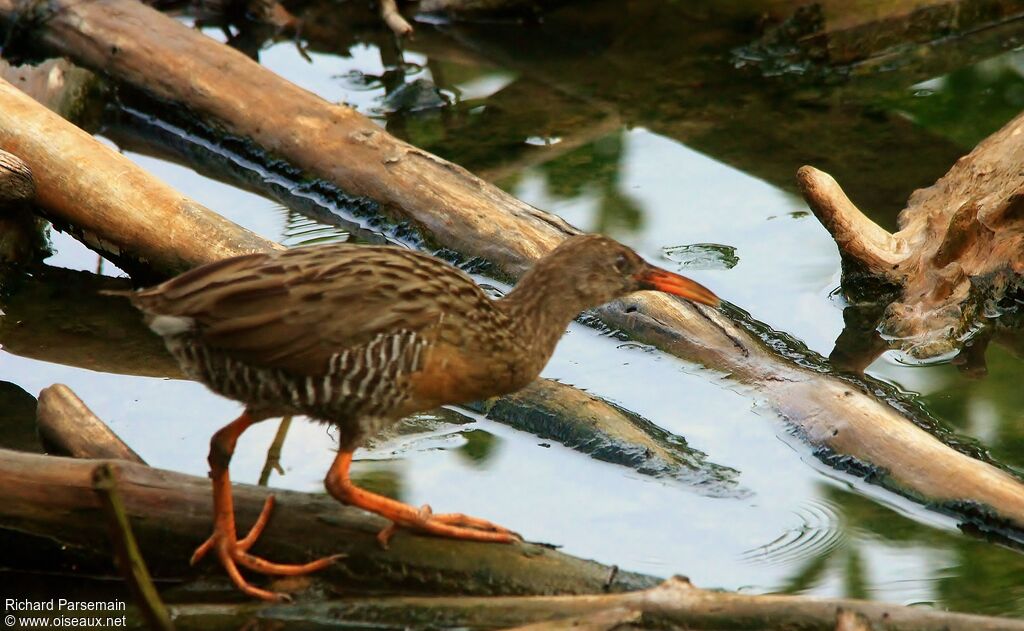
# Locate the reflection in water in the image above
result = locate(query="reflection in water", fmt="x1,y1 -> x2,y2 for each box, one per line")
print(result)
742,499 -> 846,568
893,51 -> 1024,149
662,243 -> 740,271
766,485 -> 1024,616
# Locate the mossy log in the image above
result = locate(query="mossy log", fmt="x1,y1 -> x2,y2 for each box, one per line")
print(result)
5,0 -> 1024,543
798,106 -> 1024,359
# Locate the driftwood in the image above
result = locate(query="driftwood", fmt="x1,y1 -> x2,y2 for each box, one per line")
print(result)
0,76 -> 278,280
798,106 -> 1024,359
36,384 -> 145,463
0,147 -> 46,265
0,58 -> 102,127
3,446 -> 1020,630
159,576 -> 1024,631
0,447 -> 655,595
6,0 -> 1024,542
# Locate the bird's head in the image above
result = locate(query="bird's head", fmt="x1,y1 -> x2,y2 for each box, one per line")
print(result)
541,234 -> 719,309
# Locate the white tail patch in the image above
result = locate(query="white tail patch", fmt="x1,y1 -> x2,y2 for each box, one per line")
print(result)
148,314 -> 195,336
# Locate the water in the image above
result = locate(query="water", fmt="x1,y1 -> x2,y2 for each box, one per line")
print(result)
3,0 -> 1024,616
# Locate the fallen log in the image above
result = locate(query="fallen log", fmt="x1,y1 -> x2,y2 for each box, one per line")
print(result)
36,384 -> 145,463
0,448 -> 655,595
0,57 -> 103,127
6,0 -> 1024,542
161,576 -> 1024,631
0,147 -> 46,265
0,76 -> 279,281
798,106 -> 1024,360
0,381 -> 41,453
3,448 -> 1019,630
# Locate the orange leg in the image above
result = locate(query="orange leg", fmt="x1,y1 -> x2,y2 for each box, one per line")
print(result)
324,449 -> 521,548
193,411 -> 341,601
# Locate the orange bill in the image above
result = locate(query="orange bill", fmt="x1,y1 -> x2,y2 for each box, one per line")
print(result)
636,267 -> 719,307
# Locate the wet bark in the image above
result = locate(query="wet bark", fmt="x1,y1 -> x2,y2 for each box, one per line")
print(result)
36,384 -> 145,463
0,147 -> 46,265
160,576 -> 1024,631
4,0 -> 1024,544
0,76 -> 279,281
417,0 -> 569,17
2,444 -> 1019,629
0,447 -> 655,595
798,105 -> 1024,359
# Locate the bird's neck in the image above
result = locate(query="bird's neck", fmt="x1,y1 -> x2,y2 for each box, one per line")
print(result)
497,255 -> 591,370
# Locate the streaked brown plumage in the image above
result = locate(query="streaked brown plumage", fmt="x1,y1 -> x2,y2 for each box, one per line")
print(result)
126,234 -> 719,601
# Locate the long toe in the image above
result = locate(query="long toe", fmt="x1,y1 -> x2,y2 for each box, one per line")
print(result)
429,512 -> 521,538
232,549 -> 343,576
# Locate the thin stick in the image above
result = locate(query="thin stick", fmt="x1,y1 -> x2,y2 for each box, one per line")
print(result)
92,463 -> 175,631
380,0 -> 413,37
258,415 -> 292,486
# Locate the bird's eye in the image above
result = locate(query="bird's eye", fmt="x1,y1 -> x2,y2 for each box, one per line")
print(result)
614,254 -> 629,273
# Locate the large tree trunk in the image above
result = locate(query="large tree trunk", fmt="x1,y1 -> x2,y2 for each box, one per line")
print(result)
4,0 -> 1024,544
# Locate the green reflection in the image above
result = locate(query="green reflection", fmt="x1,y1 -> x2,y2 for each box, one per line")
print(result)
773,486 -> 1024,615
919,344 -> 1024,472
456,428 -> 499,468
888,52 -> 1024,149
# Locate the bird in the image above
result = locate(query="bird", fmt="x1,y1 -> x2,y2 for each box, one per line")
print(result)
122,233 -> 719,600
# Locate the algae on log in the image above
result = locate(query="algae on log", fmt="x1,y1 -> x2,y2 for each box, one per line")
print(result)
6,0 -> 1024,543
0,448 -> 656,595
798,106 -> 1024,360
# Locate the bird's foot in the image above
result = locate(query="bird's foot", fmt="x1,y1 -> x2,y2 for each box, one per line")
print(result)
376,503 -> 521,548
191,495 -> 343,601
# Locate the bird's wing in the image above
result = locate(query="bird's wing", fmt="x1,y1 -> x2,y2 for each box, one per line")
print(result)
129,245 -> 462,375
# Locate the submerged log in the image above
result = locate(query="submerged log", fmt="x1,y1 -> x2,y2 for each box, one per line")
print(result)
737,0 -> 1024,71
798,106 -> 1024,359
0,448 -> 655,595
6,0 -> 1024,542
